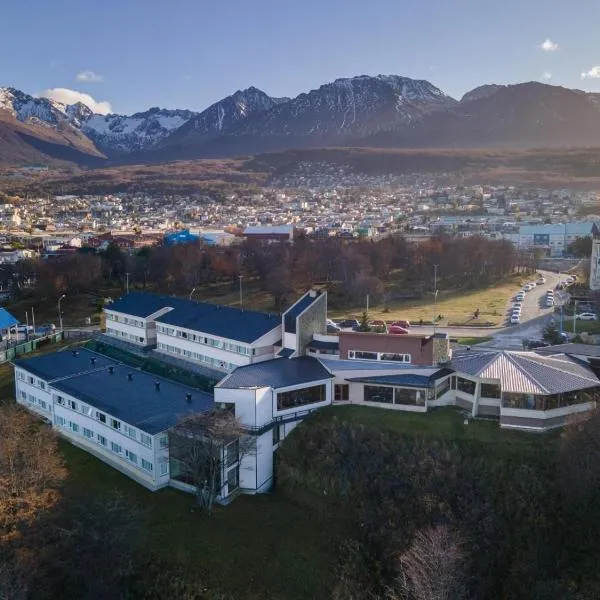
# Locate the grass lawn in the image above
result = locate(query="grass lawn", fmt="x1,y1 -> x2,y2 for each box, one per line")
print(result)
562,320 -> 600,334
330,273 -> 529,327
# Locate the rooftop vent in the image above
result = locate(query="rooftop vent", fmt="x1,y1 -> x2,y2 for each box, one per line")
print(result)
186,392 -> 192,403
108,366 -> 115,375
72,350 -> 79,357
127,373 -> 133,381
155,381 -> 160,391
90,357 -> 96,365
309,290 -> 317,298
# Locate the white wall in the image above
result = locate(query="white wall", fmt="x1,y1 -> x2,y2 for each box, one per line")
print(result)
14,368 -> 53,417
272,378 -> 332,418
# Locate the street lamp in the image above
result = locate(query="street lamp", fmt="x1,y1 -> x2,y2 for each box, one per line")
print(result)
57,294 -> 66,332
239,275 -> 243,308
189,287 -> 196,301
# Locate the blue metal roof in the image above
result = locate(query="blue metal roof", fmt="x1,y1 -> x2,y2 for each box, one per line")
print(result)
346,369 -> 452,388
0,308 -> 18,330
106,292 -> 185,318
105,292 -> 281,344
278,348 -> 295,358
156,302 -> 280,344
283,293 -> 318,333
218,357 -> 333,389
14,348 -> 119,382
52,364 -> 214,435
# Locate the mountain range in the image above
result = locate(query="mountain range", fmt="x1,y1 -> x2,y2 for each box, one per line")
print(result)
2,76 -> 600,167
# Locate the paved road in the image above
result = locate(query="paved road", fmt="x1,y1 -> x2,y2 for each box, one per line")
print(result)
380,270 -> 569,345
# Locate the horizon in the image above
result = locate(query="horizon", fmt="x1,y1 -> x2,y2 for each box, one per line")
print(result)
1,0 -> 599,115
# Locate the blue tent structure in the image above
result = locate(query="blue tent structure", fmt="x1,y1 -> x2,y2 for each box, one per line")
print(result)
164,229 -> 200,246
0,308 -> 18,331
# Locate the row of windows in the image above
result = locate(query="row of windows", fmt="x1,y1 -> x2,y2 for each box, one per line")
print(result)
54,416 -> 167,476
105,313 -> 144,328
277,384 -> 326,411
348,350 -> 412,363
157,326 -> 250,355
20,390 -> 50,411
363,385 -> 432,406
157,343 -> 237,371
502,388 -> 599,411
16,370 -> 46,390
54,394 -> 155,448
451,377 -> 500,398
106,327 -> 145,344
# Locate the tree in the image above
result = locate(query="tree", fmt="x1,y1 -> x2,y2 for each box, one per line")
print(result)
566,236 -> 593,258
169,410 -> 255,515
0,405 -> 66,541
394,525 -> 465,600
542,323 -> 565,345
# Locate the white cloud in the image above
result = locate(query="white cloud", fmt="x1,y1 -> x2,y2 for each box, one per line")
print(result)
542,71 -> 552,80
39,88 -> 112,114
182,74 -> 192,81
76,70 -> 104,82
540,38 -> 559,52
581,66 -> 600,79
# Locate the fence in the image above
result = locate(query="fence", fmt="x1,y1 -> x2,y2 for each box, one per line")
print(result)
0,331 -> 65,365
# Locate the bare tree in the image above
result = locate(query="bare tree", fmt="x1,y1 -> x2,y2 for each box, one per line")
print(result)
169,410 -> 255,515
393,525 -> 464,600
0,405 -> 66,541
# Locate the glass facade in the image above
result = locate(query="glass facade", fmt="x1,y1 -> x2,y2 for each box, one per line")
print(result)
502,387 -> 600,410
277,384 -> 326,411
481,383 -> 501,398
456,377 -> 476,395
364,385 -> 429,406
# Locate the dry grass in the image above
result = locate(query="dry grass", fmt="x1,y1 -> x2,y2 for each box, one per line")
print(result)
330,273 -> 528,327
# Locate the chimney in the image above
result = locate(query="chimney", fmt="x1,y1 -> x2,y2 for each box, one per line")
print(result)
108,366 -> 114,375
155,381 -> 160,391
127,373 -> 133,381
186,392 -> 192,403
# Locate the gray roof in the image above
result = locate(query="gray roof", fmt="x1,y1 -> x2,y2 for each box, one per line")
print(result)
14,348 -> 119,382
217,357 -> 333,390
51,364 -> 214,435
347,368 -> 453,388
308,340 -> 339,351
318,358 -> 429,372
537,343 -> 600,358
105,292 -> 182,318
451,350 -> 599,394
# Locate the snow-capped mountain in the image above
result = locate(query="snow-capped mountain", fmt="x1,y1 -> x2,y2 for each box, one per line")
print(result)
156,75 -> 457,158
162,87 -> 288,149
82,107 -> 198,155
0,87 -> 75,128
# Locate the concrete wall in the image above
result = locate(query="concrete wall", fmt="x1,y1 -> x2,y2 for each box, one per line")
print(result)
500,402 -> 595,430
296,293 -> 327,356
338,332 -> 435,365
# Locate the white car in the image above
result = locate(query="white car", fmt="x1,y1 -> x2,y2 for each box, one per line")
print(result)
537,277 -> 546,284
510,314 -> 521,325
513,301 -> 523,308
577,313 -> 597,321
566,276 -> 575,283
515,292 -> 525,301
546,298 -> 554,307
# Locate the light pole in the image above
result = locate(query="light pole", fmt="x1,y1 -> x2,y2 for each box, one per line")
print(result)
239,275 -> 243,308
189,287 -> 196,301
573,299 -> 578,335
432,264 -> 439,335
57,294 -> 66,332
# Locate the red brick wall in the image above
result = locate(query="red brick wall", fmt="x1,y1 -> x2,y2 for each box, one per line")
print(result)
338,332 -> 434,366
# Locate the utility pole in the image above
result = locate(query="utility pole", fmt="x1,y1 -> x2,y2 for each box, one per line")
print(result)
239,275 -> 244,309
433,264 -> 439,335
189,287 -> 196,301
573,300 -> 578,335
366,294 -> 370,315
58,294 -> 66,332
125,272 -> 130,294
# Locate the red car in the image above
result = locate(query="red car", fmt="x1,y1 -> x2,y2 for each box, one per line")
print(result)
391,320 -> 411,329
368,319 -> 386,326
388,325 -> 409,335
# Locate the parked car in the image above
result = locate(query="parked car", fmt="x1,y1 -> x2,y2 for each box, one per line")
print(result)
326,319 -> 338,328
510,314 -> 521,325
390,319 -> 410,329
576,313 -> 597,321
527,340 -> 550,349
546,298 -> 554,307
536,277 -> 546,284
513,302 -> 523,309
338,319 -> 360,329
368,319 -> 386,326
388,325 -> 409,335
326,324 -> 342,333
515,292 -> 525,301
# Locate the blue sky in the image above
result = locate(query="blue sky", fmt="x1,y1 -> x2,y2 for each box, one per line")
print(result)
1,0 -> 600,115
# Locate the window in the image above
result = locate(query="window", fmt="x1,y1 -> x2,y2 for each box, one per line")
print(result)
56,395 -> 65,405
125,450 -> 137,464
273,425 -> 281,445
110,418 -> 121,431
481,383 -> 501,398
277,384 -> 326,410
348,351 -> 410,363
19,390 -> 26,401
39,381 -> 46,390
97,434 -> 107,447
110,442 -> 122,454
28,376 -> 34,385
160,461 -> 169,476
159,435 -> 168,450
69,421 -> 79,433
140,433 -> 152,448
38,399 -> 47,410
67,399 -> 77,410
456,377 -> 476,396
334,384 -> 349,402
226,440 -> 239,467
227,467 -> 239,491
394,387 -> 425,406
83,428 -> 94,439
54,416 -> 66,427
28,394 -> 36,404
96,411 -> 106,423
364,385 -> 394,404
435,378 -> 451,399
16,371 -> 24,381
380,353 -> 411,363
124,425 -> 136,440
141,459 -> 153,472
349,350 -> 378,360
